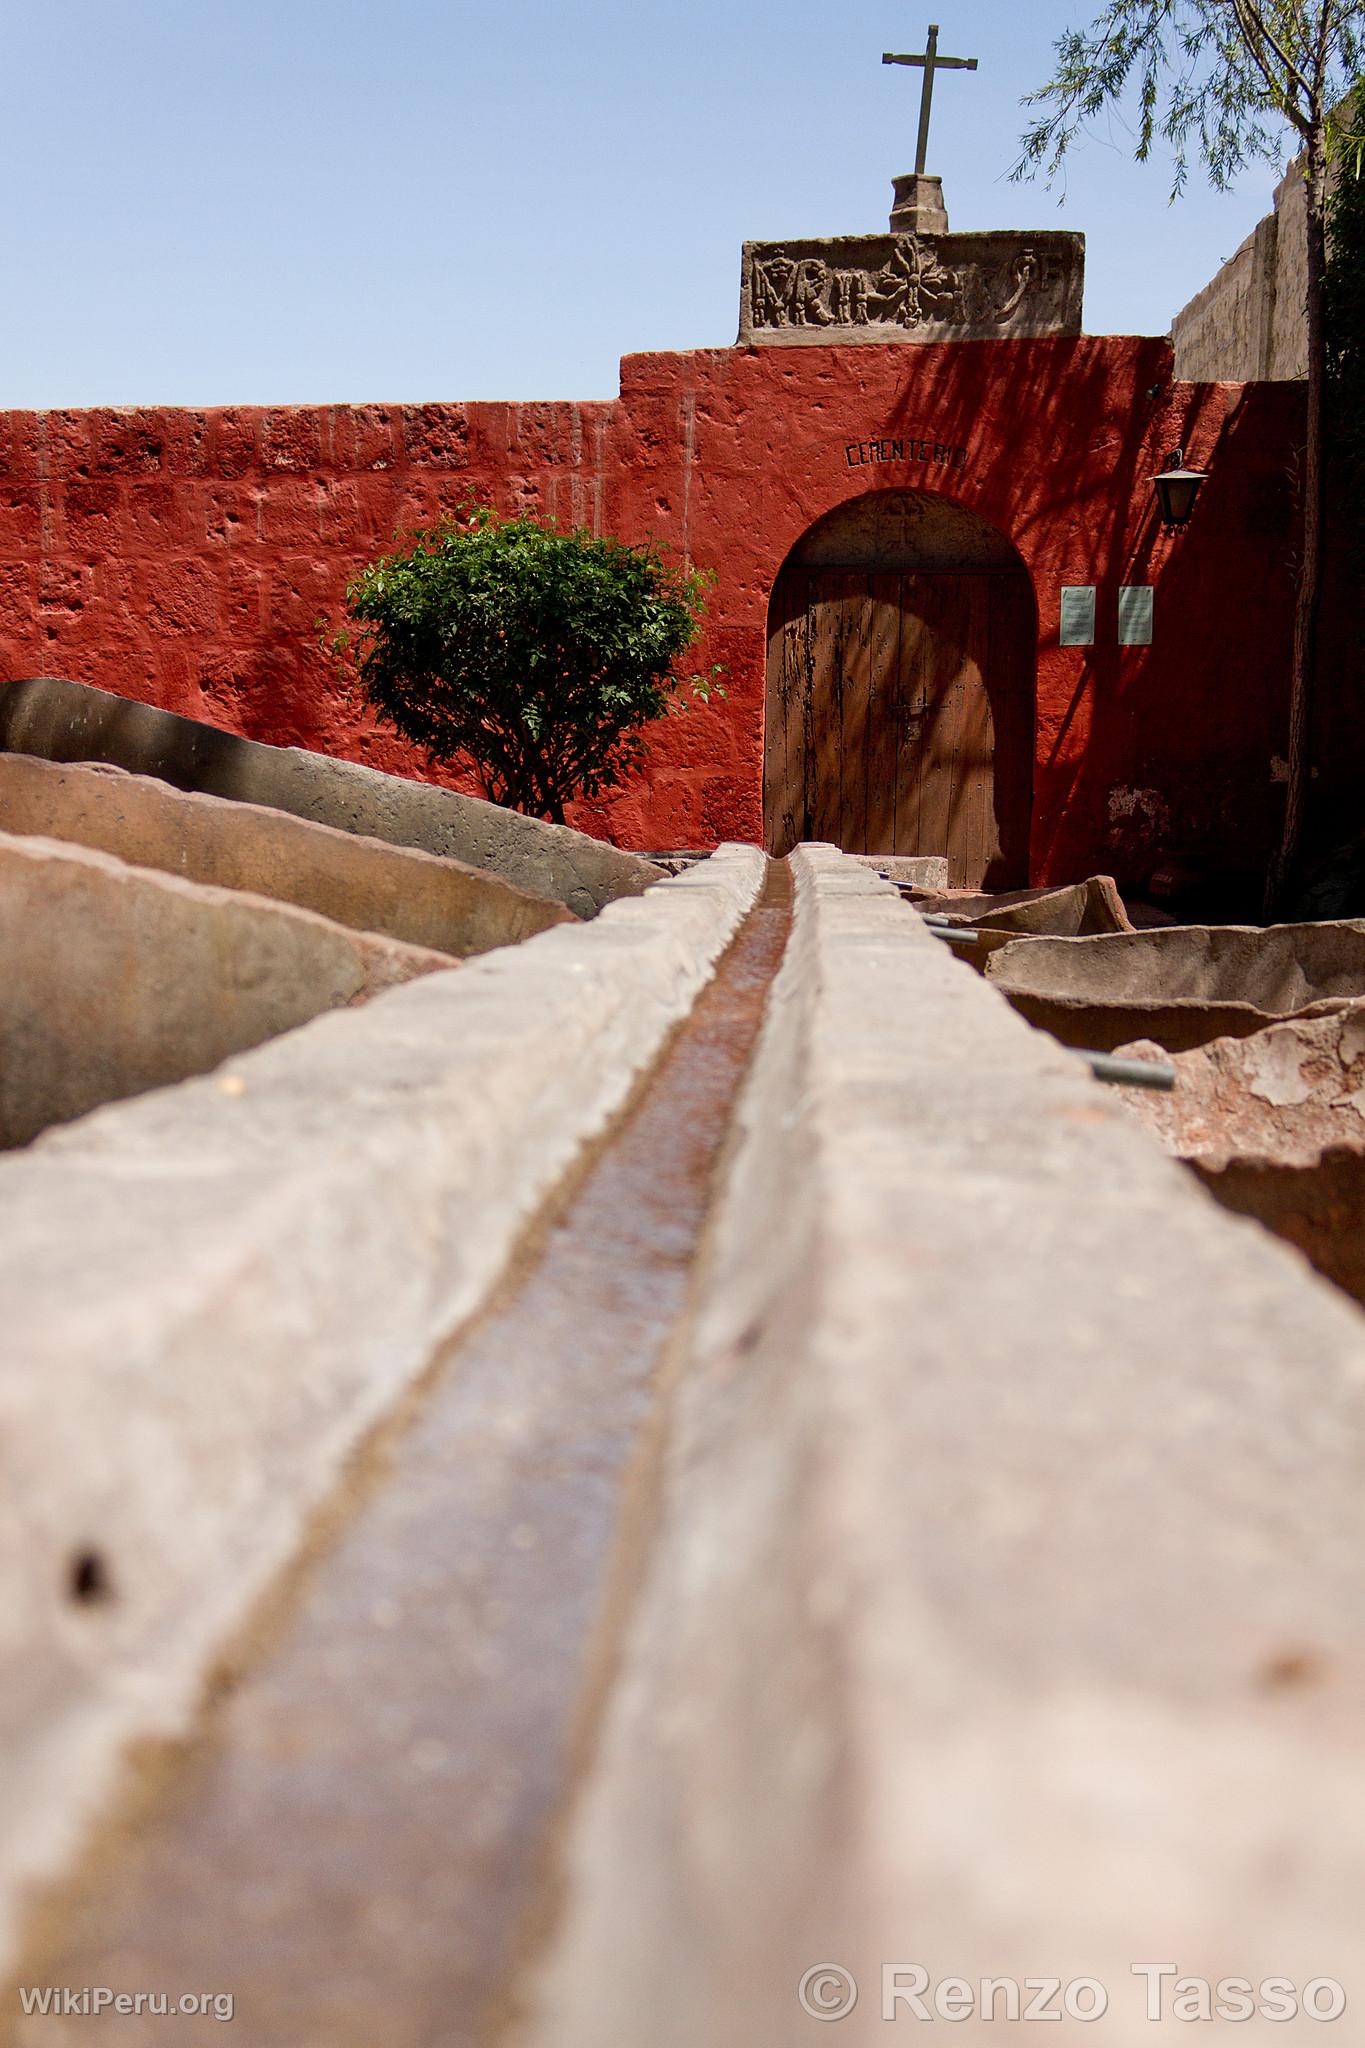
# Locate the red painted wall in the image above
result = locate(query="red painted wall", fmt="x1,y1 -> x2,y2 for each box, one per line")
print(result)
0,340 -> 1343,889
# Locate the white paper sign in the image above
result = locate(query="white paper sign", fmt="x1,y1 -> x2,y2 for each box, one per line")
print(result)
1059,586 -> 1096,647
1118,585 -> 1154,645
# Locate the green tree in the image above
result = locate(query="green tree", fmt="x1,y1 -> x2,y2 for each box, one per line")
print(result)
332,507 -> 720,824
1012,0 -> 1362,914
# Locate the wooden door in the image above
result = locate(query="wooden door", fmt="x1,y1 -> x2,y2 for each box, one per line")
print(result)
763,568 -> 1034,887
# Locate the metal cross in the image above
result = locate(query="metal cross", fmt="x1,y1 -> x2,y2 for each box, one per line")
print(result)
882,23 -> 978,177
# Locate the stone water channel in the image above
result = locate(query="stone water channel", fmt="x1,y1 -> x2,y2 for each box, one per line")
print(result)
5,692 -> 1365,2040
6,868 -> 792,2048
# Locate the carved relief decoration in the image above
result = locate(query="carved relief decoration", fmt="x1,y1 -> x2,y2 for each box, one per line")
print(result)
739,230 -> 1084,345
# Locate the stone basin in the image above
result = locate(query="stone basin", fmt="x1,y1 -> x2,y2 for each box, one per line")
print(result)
0,831 -> 455,1149
984,920 -> 1365,1052
912,873 -> 1133,937
1114,1006 -> 1365,1170
1112,1006 -> 1365,1308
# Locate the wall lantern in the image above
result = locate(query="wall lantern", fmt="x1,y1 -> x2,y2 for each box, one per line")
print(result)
1151,447 -> 1208,530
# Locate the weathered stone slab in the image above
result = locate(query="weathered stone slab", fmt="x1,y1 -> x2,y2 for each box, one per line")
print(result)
0,753 -> 575,958
0,677 -> 660,919
739,229 -> 1084,345
524,850 -> 1365,2047
0,847 -> 764,1989
848,853 -> 949,889
986,918 -> 1365,1052
913,874 -> 1134,936
1113,1008 -> 1365,1309
0,831 -> 455,1149
1113,1006 -> 1365,1171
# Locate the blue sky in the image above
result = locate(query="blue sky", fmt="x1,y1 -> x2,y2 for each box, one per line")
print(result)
2,0 -> 1295,408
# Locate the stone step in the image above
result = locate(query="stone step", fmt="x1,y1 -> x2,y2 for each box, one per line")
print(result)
0,752 -> 575,958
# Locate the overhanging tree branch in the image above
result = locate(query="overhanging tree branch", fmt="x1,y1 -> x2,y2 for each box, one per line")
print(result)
1227,0 -> 1315,112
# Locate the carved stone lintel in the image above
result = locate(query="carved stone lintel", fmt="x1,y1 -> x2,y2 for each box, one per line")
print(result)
738,229 -> 1085,347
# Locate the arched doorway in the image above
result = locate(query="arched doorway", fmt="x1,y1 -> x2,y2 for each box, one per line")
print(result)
763,491 -> 1036,887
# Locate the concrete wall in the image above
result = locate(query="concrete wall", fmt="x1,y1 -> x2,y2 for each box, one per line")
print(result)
1171,154 -> 1318,383
0,343 -> 1356,886
1169,211 -> 1287,383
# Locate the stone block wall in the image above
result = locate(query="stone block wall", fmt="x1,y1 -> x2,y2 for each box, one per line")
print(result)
1269,163 -> 1313,379
1169,213 -> 1284,383
1171,152 -> 1323,383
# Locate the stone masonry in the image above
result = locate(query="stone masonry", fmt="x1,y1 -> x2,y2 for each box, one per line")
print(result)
1169,130 -> 1354,382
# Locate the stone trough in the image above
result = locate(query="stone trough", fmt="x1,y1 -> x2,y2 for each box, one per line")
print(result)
0,752 -> 575,959
0,675 -> 661,919
0,847 -> 765,1993
910,872 -> 1134,937
0,831 -> 455,1150
984,918 -> 1365,1052
1113,1005 -> 1365,1308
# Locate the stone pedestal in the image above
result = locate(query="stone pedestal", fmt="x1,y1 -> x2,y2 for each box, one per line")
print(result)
890,172 -> 948,235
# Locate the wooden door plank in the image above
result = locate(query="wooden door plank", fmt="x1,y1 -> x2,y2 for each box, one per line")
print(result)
936,577 -> 973,880
955,577 -> 997,888
838,573 -> 873,852
801,573 -> 821,846
808,573 -> 852,845
864,573 -> 901,853
902,574 -> 964,865
762,571 -> 809,855
783,573 -> 811,855
892,577 -> 932,856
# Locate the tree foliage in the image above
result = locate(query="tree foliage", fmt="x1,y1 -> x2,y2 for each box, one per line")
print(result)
331,507 -> 720,824
1013,1 -> 1359,193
